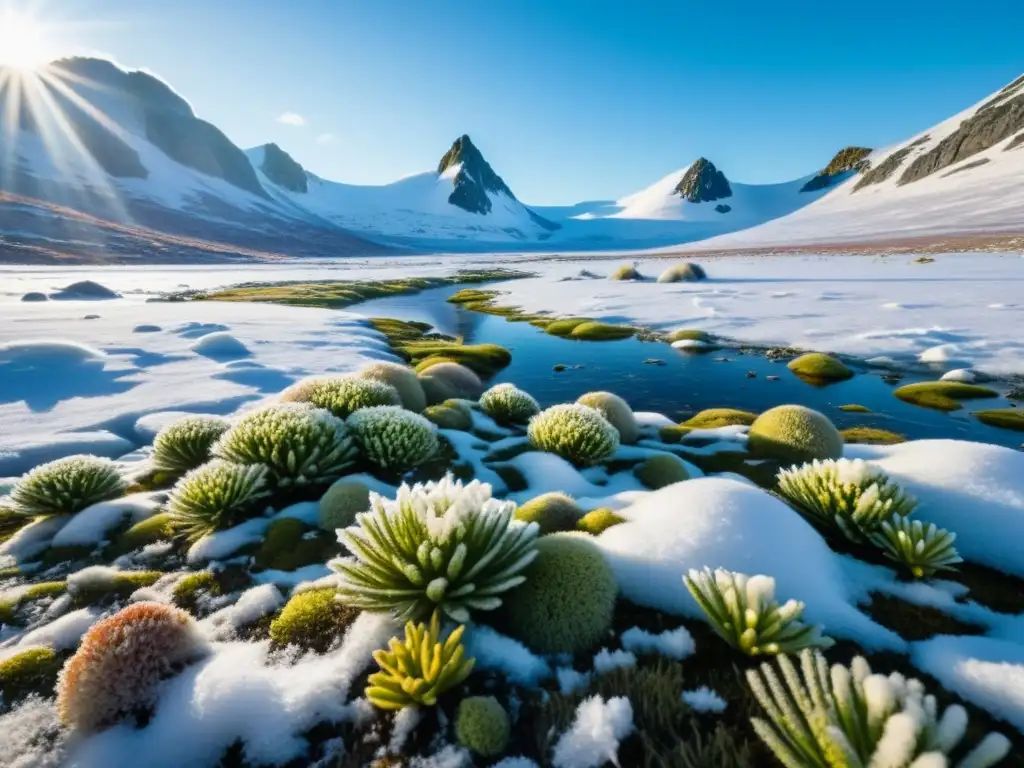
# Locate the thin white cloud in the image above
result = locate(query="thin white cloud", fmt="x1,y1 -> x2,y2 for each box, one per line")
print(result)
315,133 -> 336,145
276,112 -> 306,127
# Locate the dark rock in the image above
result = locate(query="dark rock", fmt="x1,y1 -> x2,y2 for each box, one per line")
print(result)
941,158 -> 991,178
1005,132 -> 1024,151
854,136 -> 930,191
553,364 -> 566,372
714,204 -> 732,213
766,375 -> 780,381
746,370 -> 757,378
674,158 -> 732,203
898,91 -> 1024,185
258,143 -> 308,193
83,314 -> 100,320
1006,386 -> 1024,401
50,280 -> 121,300
20,292 -> 48,302
643,358 -> 667,366
800,146 -> 872,193
975,74 -> 1024,114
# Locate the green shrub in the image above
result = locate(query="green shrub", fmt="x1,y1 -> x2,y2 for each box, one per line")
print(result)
787,352 -> 854,382
214,403 -> 357,487
288,375 -> 401,419
479,383 -> 540,426
576,391 -> 639,445
347,405 -> 440,471
255,518 -> 334,571
870,516 -> 963,579
366,610 -> 474,710
423,399 -> 474,430
358,360 -> 427,413
269,587 -> 361,653
576,508 -> 626,535
657,262 -> 706,283
501,532 -> 616,654
776,458 -> 917,543
333,475 -> 539,622
456,696 -> 510,757
685,568 -> 833,656
0,647 -> 63,704
418,362 -> 484,405
545,317 -> 592,337
840,426 -> 906,445
975,409 -> 1024,432
747,405 -> 843,464
318,480 -> 371,532
634,453 -> 690,489
569,322 -> 636,341
893,381 -> 997,412
528,404 -> 620,466
515,492 -> 583,534
151,415 -> 231,475
166,460 -> 270,541
748,650 -> 1011,767
171,571 -> 220,613
8,455 -> 127,517
610,264 -> 642,281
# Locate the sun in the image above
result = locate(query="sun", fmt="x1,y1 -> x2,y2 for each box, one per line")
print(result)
0,8 -> 50,70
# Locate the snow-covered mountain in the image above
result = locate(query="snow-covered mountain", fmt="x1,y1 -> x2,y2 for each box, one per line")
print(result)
675,75 -> 1024,251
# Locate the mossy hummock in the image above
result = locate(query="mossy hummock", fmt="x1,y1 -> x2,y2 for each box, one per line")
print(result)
893,381 -> 998,412
974,409 -> 1024,432
747,405 -> 843,464
514,492 -> 583,534
269,587 -> 360,653
787,353 -> 854,382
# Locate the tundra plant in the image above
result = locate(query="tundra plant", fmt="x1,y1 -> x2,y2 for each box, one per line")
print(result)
166,460 -> 270,541
332,475 -> 540,622
213,403 -> 357,487
747,649 -> 1011,768
527,403 -> 620,466
346,405 -> 439,471
8,455 -> 127,517
479,383 -> 540,426
366,610 -> 475,710
776,459 -> 917,542
290,375 -> 401,419
151,415 -> 231,475
684,567 -> 833,656
870,515 -> 963,579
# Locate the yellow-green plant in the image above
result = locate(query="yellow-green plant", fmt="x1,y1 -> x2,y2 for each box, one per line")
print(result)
870,515 -> 963,578
366,610 -> 474,710
8,455 -> 127,517
151,415 -> 231,475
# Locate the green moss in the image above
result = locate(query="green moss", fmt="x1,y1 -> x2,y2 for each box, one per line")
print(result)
666,329 -> 711,343
893,381 -> 998,412
569,322 -> 636,341
369,317 -> 432,345
40,544 -> 94,567
634,453 -> 690,490
787,352 -> 854,382
71,570 -> 162,607
319,480 -> 372,532
515,492 -> 583,534
545,317 -> 592,337
413,356 -> 460,373
658,425 -> 692,444
0,581 -> 66,626
447,288 -> 499,305
255,518 -> 337,571
747,404 -> 843,464
682,408 -> 758,429
423,400 -> 474,431
974,409 -> 1024,432
172,571 -> 221,613
456,696 -> 511,757
0,507 -> 29,545
840,426 -> 907,445
838,404 -> 872,413
106,512 -> 175,557
0,566 -> 21,580
576,508 -> 626,535
0,647 -> 62,704
399,342 -> 511,376
269,587 -> 361,653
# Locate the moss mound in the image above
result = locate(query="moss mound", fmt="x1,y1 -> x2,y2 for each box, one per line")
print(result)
838,404 -> 872,413
657,262 -> 707,283
0,581 -> 67,626
747,404 -> 843,464
171,571 -> 221,614
418,362 -> 484,405
569,322 -> 636,341
400,342 -> 511,377
0,647 -> 62,704
893,381 -> 997,412
576,508 -> 626,536
422,399 -> 474,431
255,518 -> 335,571
840,426 -> 907,445
71,570 -> 162,607
501,533 -> 616,654
318,480 -> 371,532
787,352 -> 854,382
455,696 -> 510,757
269,587 -> 360,653
666,329 -> 711,343
107,512 -> 175,556
515,492 -> 583,534
682,408 -> 757,429
545,317 -> 592,337
358,361 -> 427,413
974,409 -> 1024,432
609,264 -> 642,281
634,453 -> 690,490
576,390 -> 640,444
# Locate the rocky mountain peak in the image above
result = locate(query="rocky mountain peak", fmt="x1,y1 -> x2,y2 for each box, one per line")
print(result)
800,146 -> 872,193
673,158 -> 732,203
436,134 -> 516,215
259,143 -> 308,194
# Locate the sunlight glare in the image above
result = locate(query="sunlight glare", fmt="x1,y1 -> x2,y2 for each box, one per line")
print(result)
0,8 -> 50,69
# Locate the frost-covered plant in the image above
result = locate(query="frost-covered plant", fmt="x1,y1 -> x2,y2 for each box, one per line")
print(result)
291,375 -> 401,419
527,404 -> 620,466
577,391 -> 639,444
8,455 -> 127,517
747,649 -> 1011,768
56,601 -> 208,732
346,405 -> 440,471
479,383 -> 540,426
684,568 -> 833,656
151,415 -> 231,475
776,459 -> 918,543
332,475 -> 540,622
166,460 -> 270,541
870,515 -> 963,579
366,609 -> 475,710
213,403 -> 357,487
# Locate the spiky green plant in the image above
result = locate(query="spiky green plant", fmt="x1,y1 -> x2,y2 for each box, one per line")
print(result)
747,649 -> 1011,768
332,474 -> 539,622
366,610 -> 475,710
870,515 -> 963,579
776,459 -> 917,543
166,460 -> 270,541
291,375 -> 401,419
527,403 -> 620,466
8,455 -> 127,517
151,415 -> 231,475
346,405 -> 439,471
479,383 -> 540,426
684,568 -> 833,656
212,403 -> 357,487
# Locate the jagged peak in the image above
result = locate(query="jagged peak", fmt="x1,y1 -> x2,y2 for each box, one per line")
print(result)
674,158 -> 732,203
257,143 -> 308,194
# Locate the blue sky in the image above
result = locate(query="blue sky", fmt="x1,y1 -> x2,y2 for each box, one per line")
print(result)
30,0 -> 1024,204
